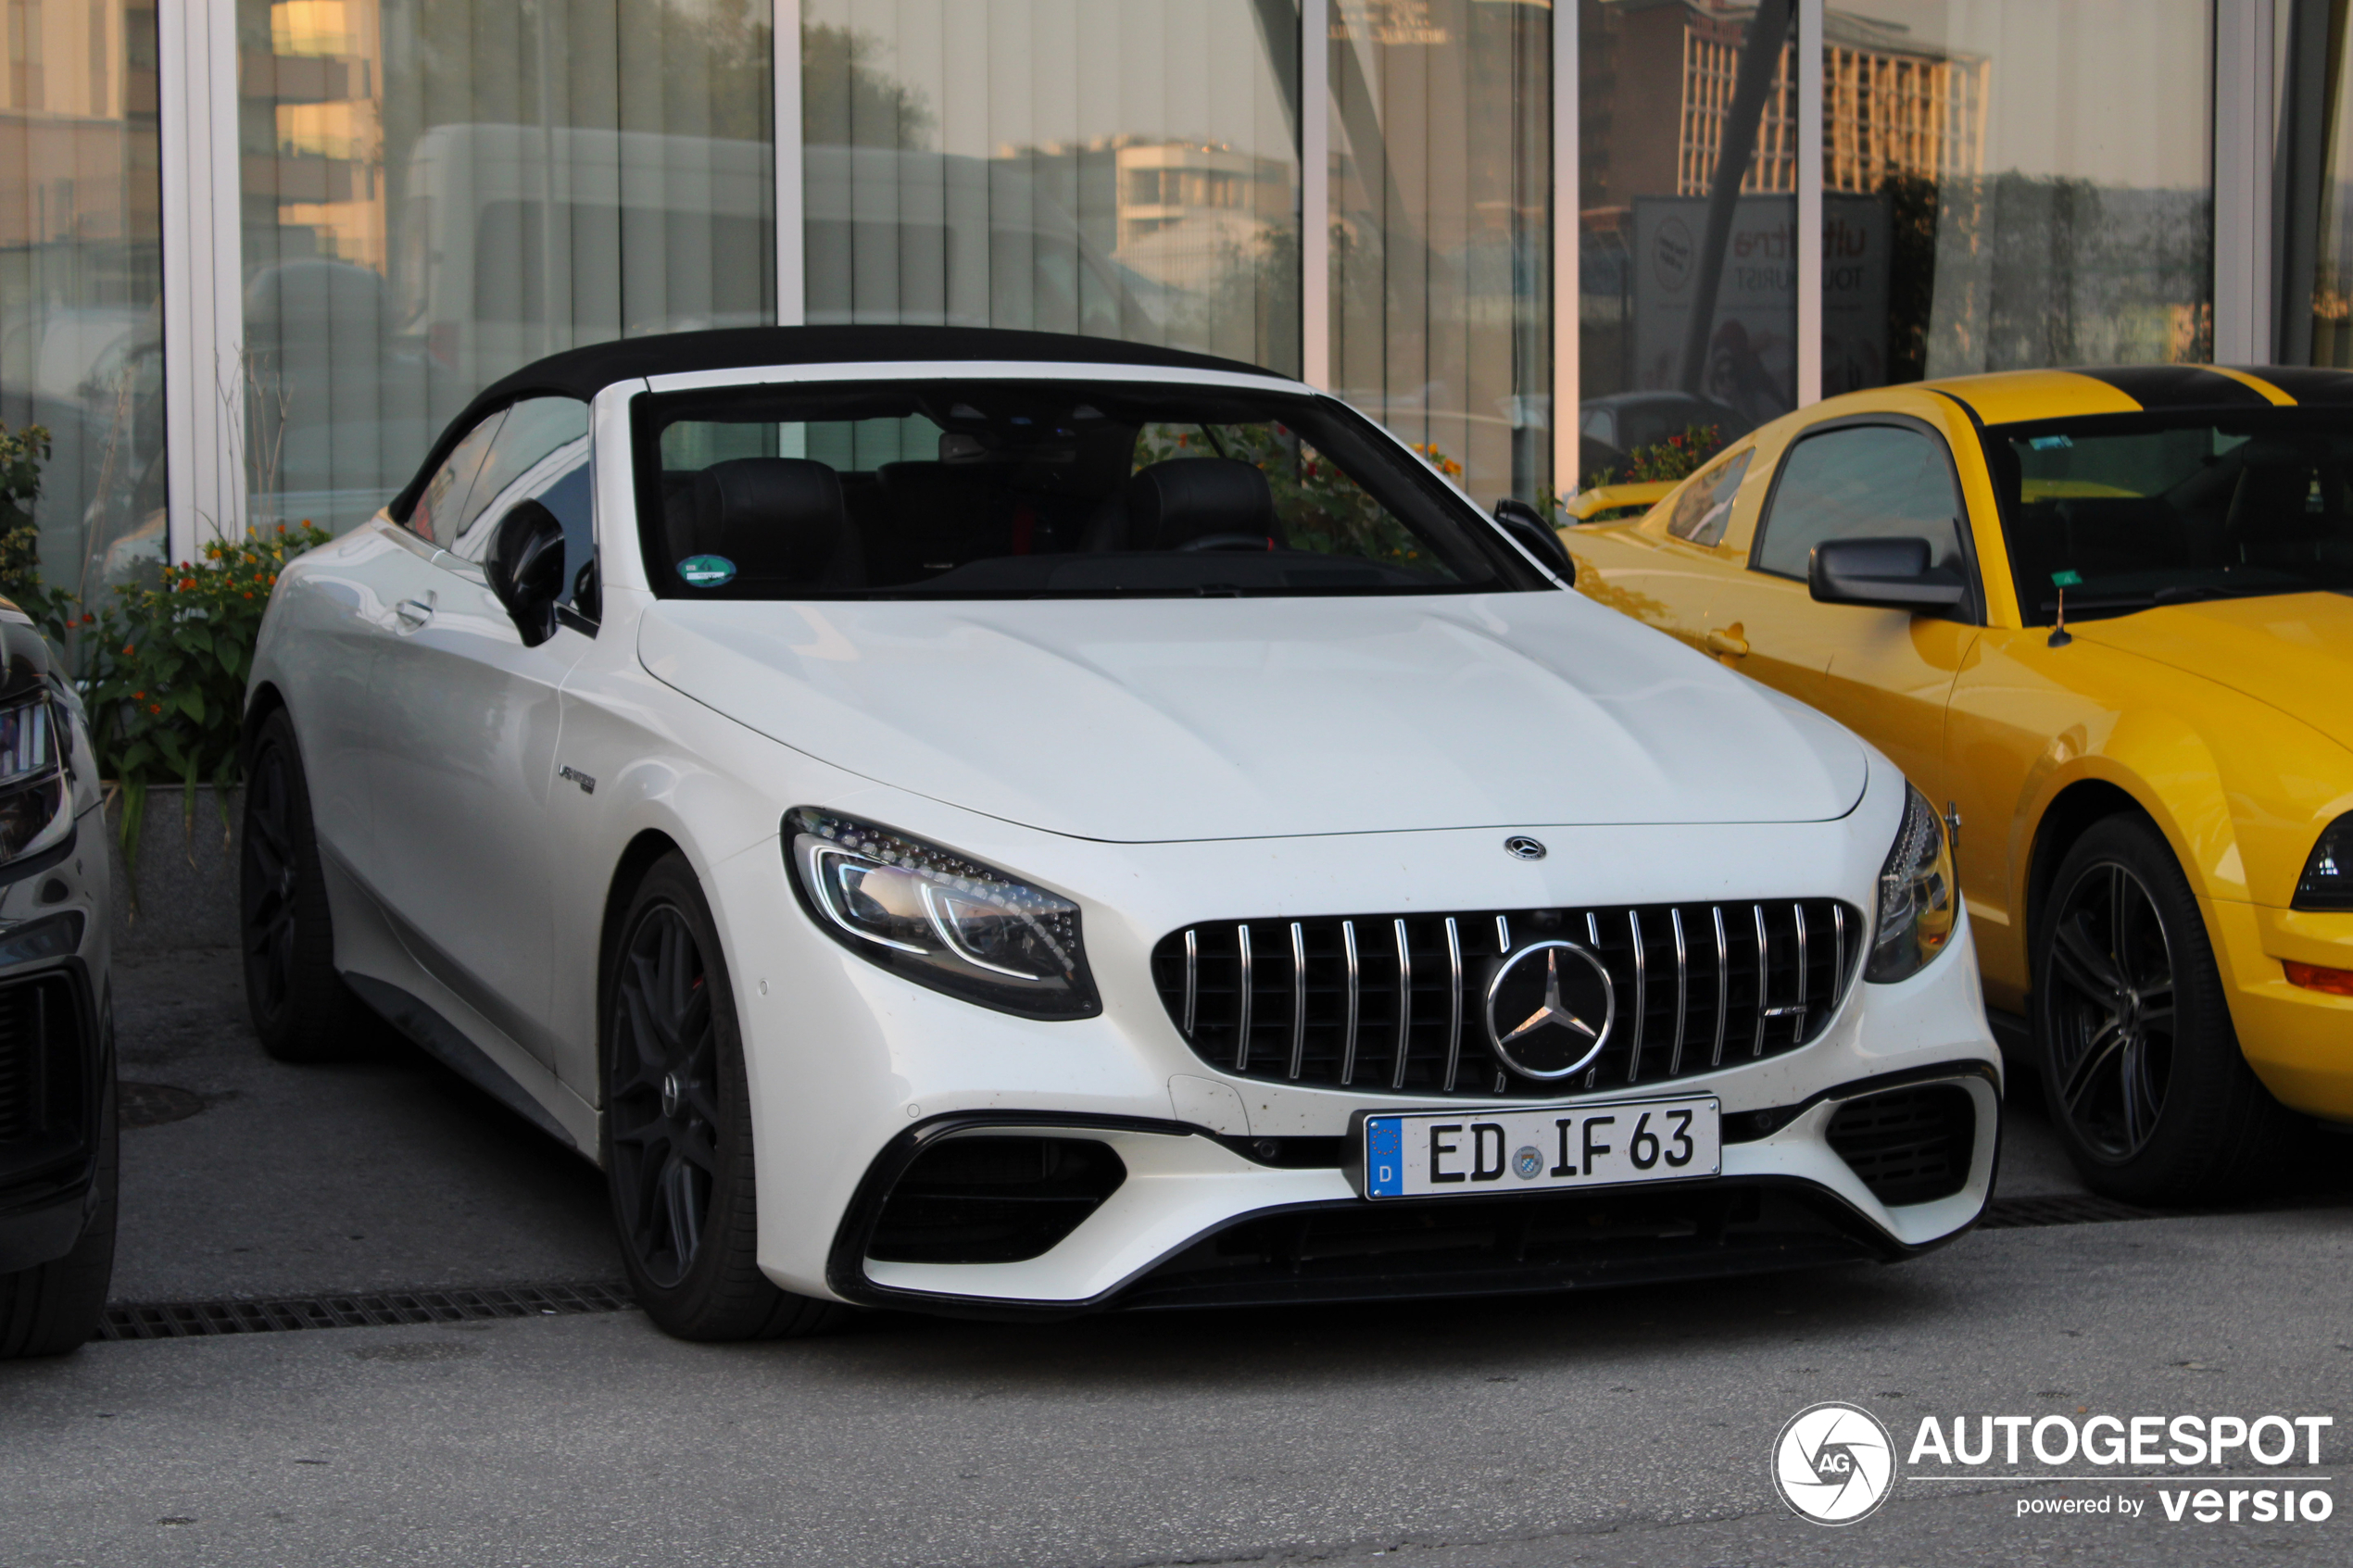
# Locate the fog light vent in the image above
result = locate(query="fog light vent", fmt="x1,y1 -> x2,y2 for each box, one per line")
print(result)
868,1135 -> 1126,1264
1825,1085 -> 1975,1207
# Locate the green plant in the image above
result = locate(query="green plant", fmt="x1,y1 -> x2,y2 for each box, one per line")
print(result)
0,422 -> 75,645
82,521 -> 331,879
1586,423 -> 1726,491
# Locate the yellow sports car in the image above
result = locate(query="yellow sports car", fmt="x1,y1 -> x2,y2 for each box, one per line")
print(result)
1566,366 -> 2353,1203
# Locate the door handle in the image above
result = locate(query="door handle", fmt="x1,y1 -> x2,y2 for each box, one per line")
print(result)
1705,624 -> 1748,659
394,596 -> 435,630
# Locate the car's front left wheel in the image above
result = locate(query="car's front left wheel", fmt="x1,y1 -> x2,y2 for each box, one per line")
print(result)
2033,813 -> 2290,1205
602,853 -> 841,1341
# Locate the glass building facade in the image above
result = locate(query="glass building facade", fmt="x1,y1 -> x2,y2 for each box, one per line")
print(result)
0,1 -> 2339,605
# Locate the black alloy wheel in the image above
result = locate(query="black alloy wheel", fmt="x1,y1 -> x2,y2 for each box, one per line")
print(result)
2042,859 -> 2175,1162
2032,814 -> 2290,1204
609,904 -> 720,1288
601,854 -> 841,1340
239,709 -> 363,1061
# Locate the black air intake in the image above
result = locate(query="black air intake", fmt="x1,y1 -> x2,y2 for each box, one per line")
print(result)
1826,1084 -> 1976,1207
868,1135 -> 1126,1264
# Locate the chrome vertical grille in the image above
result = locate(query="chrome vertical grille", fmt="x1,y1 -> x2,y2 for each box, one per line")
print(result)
1151,900 -> 1862,1099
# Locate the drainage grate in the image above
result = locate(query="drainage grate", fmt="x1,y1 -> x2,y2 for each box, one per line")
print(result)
1979,1193 -> 2158,1229
95,1280 -> 635,1341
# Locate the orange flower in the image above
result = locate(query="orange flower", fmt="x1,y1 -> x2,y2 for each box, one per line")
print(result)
121,644 -> 134,656
148,703 -> 162,715
132,690 -> 144,699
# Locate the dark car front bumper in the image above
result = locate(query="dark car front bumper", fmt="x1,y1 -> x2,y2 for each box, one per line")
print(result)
0,817 -> 112,1274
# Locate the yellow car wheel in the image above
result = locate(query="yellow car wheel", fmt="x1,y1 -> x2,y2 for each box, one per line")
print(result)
2033,816 -> 2291,1204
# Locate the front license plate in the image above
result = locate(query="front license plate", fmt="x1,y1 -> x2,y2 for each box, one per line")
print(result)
1359,1096 -> 1721,1199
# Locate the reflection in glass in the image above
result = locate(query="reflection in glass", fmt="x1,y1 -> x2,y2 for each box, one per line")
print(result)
238,0 -> 775,534
0,1 -> 165,598
1578,0 -> 1792,486
1818,0 -> 2211,389
801,2 -> 1300,374
2284,0 -> 2353,366
1330,0 -> 1553,508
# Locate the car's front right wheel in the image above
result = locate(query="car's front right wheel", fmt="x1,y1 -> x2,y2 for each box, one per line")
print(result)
2032,813 -> 2290,1205
602,853 -> 840,1341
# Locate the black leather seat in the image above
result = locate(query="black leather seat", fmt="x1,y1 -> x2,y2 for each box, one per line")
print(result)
1084,458 -> 1284,552
680,458 -> 865,589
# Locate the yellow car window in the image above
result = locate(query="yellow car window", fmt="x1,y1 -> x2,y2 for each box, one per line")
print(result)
1991,414 -> 2353,624
1666,450 -> 1752,546
1754,425 -> 1964,580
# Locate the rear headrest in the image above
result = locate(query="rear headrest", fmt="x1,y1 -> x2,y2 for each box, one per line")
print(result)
687,458 -> 858,583
1121,458 -> 1280,549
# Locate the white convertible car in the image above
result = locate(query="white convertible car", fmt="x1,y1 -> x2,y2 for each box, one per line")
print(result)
242,326 -> 2000,1339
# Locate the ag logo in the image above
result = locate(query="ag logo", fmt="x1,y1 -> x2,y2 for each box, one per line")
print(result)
1772,1401 -> 1897,1525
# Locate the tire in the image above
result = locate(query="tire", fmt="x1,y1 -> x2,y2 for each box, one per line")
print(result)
2032,813 -> 2291,1204
240,708 -> 367,1062
601,853 -> 842,1341
0,1080 -> 117,1358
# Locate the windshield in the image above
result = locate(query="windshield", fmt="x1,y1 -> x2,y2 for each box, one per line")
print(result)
1990,410 -> 2353,624
633,379 -> 1542,598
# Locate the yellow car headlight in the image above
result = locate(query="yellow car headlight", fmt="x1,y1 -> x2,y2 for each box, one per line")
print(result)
2294,813 -> 2353,911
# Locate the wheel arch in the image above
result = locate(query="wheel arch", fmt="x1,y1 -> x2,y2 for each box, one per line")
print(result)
241,679 -> 288,769
597,828 -> 687,1024
2024,778 -> 2147,954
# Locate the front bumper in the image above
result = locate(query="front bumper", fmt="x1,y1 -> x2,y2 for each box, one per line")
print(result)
2211,898 -> 2353,1121
715,777 -> 2004,1312
0,812 -> 113,1275
824,1061 -> 1999,1318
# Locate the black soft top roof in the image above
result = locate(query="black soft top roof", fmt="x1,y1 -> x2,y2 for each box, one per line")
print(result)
391,326 -> 1280,520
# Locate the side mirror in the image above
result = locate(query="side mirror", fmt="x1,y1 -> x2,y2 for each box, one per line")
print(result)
1808,535 -> 1965,611
485,500 -> 568,647
1494,497 -> 1575,585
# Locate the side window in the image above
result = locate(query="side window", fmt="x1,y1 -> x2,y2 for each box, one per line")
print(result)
450,396 -> 596,612
449,397 -> 592,549
1755,425 -> 1963,580
1666,449 -> 1753,546
409,410 -> 506,546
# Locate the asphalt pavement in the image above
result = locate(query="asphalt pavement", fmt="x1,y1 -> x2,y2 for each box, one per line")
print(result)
2,947 -> 2347,1567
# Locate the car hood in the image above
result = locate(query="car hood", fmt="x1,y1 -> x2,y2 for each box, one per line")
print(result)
2074,592 -> 2353,752
638,593 -> 1869,843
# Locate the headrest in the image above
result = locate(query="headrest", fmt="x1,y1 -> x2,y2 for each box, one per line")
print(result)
1122,458 -> 1279,549
689,458 -> 851,582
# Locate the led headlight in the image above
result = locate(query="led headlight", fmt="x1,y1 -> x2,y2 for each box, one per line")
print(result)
0,693 -> 68,867
1866,784 -> 1957,984
785,808 -> 1100,1020
2294,813 -> 2353,910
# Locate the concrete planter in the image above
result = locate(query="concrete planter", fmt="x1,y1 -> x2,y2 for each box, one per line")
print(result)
105,784 -> 242,953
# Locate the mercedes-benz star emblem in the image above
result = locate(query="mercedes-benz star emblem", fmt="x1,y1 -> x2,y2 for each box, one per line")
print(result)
1483,939 -> 1616,1079
1504,834 -> 1547,860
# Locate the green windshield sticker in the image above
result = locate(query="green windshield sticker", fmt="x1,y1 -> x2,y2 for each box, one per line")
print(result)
2029,434 -> 2073,450
678,554 -> 736,588
2050,570 -> 2083,587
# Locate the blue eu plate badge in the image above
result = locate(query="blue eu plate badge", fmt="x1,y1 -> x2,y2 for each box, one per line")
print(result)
1365,1117 -> 1405,1198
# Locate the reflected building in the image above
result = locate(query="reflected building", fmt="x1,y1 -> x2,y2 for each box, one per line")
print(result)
0,1 -> 163,600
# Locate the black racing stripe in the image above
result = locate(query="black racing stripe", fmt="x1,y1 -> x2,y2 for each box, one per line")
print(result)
2221,365 -> 2353,405
2070,365 -> 2270,408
